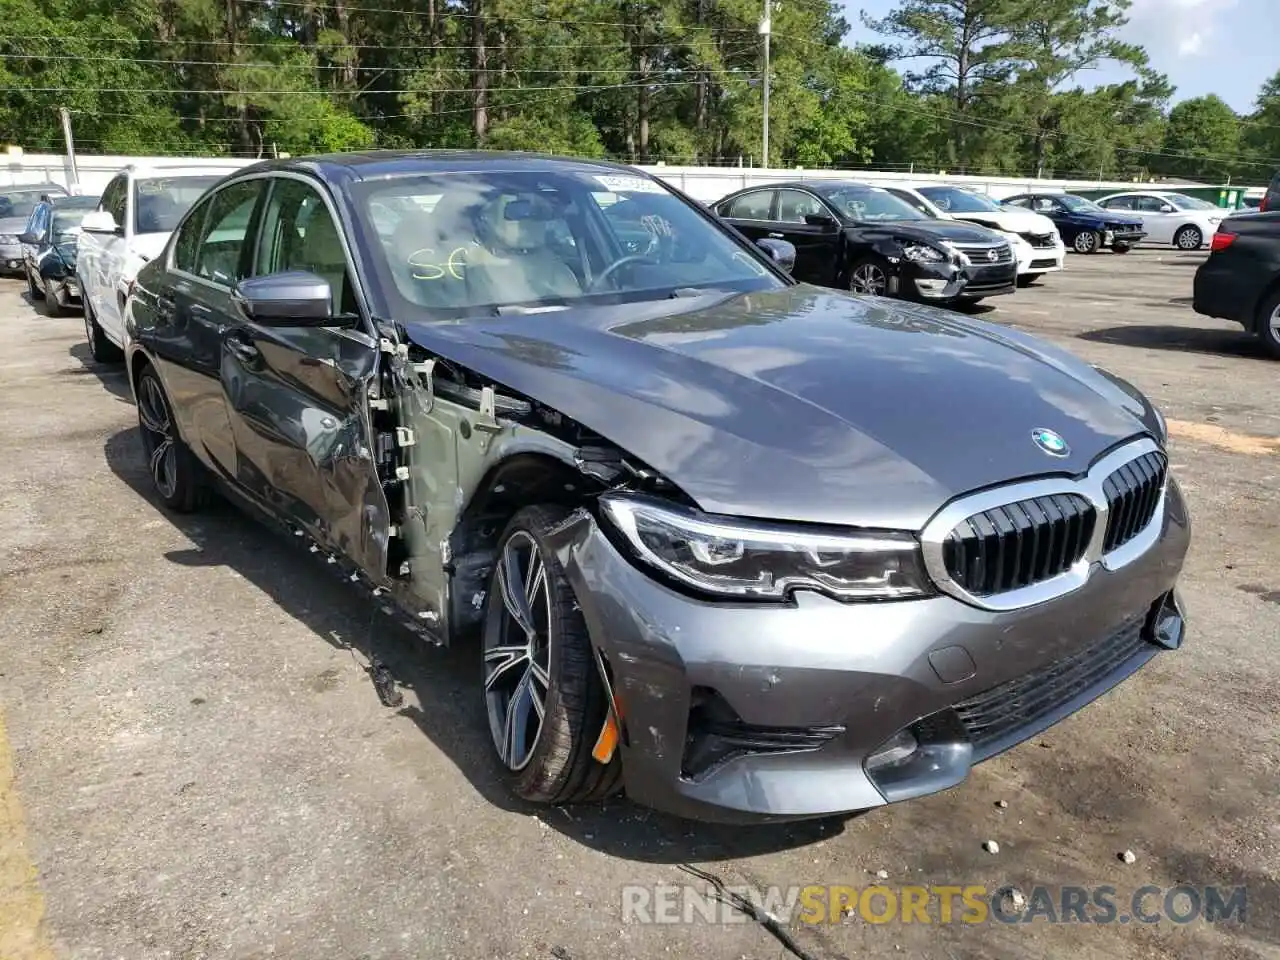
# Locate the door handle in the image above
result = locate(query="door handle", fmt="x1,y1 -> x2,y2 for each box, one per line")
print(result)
768,231 -> 785,238
224,331 -> 260,364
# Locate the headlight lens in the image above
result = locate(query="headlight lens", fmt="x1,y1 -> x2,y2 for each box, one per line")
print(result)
599,494 -> 933,601
902,243 -> 946,263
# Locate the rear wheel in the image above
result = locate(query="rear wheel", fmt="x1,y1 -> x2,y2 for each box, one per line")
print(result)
1174,225 -> 1203,250
84,298 -> 123,363
1073,230 -> 1100,254
136,365 -> 203,512
1258,289 -> 1280,361
848,256 -> 891,296
44,283 -> 67,317
482,505 -> 622,805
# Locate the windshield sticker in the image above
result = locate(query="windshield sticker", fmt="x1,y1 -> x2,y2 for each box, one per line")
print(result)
592,175 -> 666,195
408,247 -> 471,281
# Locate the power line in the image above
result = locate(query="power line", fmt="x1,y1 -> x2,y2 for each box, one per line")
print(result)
0,35 -> 742,53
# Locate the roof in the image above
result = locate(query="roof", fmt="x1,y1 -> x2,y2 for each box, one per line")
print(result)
234,149 -> 642,182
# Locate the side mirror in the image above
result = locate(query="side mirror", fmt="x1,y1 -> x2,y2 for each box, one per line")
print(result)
232,271 -> 333,326
18,231 -> 39,244
80,211 -> 120,235
803,212 -> 837,228
1159,204 -> 1175,213
756,237 -> 797,274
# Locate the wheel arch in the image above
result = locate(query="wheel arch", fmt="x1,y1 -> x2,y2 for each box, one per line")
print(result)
447,451 -> 606,640
1251,275 -> 1280,335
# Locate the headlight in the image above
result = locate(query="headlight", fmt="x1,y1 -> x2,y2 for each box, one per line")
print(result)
1152,404 -> 1168,443
901,243 -> 946,263
599,494 -> 933,602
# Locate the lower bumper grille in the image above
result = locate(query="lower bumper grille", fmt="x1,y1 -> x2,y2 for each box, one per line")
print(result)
1030,257 -> 1059,268
950,613 -> 1150,757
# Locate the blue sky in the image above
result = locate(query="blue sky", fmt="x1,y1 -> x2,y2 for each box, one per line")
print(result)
841,0 -> 1276,113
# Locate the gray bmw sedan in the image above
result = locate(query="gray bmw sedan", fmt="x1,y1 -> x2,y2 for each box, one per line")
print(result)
121,152 -> 1189,822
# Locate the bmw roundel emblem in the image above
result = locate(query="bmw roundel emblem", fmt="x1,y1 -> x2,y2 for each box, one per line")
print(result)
1031,428 -> 1070,457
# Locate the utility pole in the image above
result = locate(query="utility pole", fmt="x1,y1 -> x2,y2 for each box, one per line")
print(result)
58,107 -> 79,191
759,0 -> 771,169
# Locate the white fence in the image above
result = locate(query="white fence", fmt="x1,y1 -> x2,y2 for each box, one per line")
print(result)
0,149 -> 1200,202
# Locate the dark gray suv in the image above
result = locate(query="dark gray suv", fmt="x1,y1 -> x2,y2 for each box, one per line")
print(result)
1262,171 -> 1280,213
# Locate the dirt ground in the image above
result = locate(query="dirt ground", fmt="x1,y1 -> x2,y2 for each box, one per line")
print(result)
0,248 -> 1277,960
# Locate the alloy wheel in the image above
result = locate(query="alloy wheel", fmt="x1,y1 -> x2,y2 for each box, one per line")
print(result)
484,530 -> 553,772
1176,227 -> 1202,250
850,262 -> 887,295
1269,301 -> 1280,341
1074,232 -> 1097,254
137,374 -> 179,501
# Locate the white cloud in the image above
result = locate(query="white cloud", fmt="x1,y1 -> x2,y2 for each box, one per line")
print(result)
1124,0 -> 1238,60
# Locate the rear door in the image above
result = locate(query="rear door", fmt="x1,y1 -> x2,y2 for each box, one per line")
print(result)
715,189 -> 776,245
155,178 -> 267,483
773,188 -> 840,285
221,174 -> 386,578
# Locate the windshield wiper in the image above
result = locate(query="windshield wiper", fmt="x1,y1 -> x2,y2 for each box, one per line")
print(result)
668,287 -> 735,299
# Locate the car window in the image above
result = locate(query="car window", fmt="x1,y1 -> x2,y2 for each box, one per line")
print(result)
134,176 -> 222,234
256,177 -> 357,316
1031,197 -> 1060,213
25,204 -> 48,239
0,190 -> 51,220
100,177 -> 127,229
1100,196 -> 1132,210
885,189 -> 935,216
51,209 -> 85,240
172,194 -> 212,275
1163,193 -> 1216,210
824,185 -> 928,222
918,186 -> 1003,213
776,190 -> 826,223
354,170 -> 780,316
1003,197 -> 1030,209
192,180 -> 263,286
720,191 -> 774,220
1134,196 -> 1167,213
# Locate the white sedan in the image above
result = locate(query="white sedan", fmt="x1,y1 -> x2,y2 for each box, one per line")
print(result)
1094,191 -> 1225,250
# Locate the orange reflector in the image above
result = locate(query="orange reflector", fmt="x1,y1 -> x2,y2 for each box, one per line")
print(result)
592,713 -> 619,764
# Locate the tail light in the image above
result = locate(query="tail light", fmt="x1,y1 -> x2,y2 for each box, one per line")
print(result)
1261,194 -> 1270,212
1210,231 -> 1237,252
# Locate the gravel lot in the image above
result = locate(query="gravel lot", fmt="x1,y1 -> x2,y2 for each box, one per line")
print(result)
1,248 -> 1277,960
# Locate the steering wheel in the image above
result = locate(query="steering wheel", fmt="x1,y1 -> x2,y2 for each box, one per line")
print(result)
586,254 -> 660,292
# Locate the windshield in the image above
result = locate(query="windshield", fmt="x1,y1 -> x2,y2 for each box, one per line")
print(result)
355,170 -> 782,316
822,186 -> 928,222
52,211 -> 86,238
134,176 -> 222,234
1164,193 -> 1218,210
1058,195 -> 1105,213
0,190 -> 53,220
918,187 -> 1003,213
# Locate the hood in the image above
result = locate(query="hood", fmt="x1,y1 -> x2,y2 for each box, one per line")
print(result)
943,210 -> 1058,236
874,218 -> 1007,244
402,287 -> 1155,530
0,217 -> 29,237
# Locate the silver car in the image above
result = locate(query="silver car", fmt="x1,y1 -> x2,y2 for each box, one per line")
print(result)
121,153 -> 1190,822
0,183 -> 67,273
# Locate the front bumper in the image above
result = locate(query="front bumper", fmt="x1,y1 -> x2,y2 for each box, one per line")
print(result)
1105,229 -> 1146,248
1012,235 -> 1065,275
903,259 -> 1016,302
0,244 -> 22,273
549,478 -> 1190,823
1193,259 -> 1254,327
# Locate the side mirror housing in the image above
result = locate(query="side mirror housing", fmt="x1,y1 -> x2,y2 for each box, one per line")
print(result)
232,271 -> 334,326
1159,204 -> 1175,213
81,211 -> 120,235
804,212 -> 837,228
756,237 -> 797,274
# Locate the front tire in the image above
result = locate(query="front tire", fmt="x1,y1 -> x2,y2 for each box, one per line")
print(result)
1174,225 -> 1203,250
136,365 -> 203,512
26,267 -> 44,301
1257,288 -> 1280,361
1073,230 -> 1101,254
848,256 -> 892,297
1112,243 -> 1132,254
44,282 -> 67,317
482,505 -> 622,805
84,298 -> 123,363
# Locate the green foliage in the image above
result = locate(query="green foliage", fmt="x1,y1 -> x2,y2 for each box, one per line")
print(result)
0,0 -> 1273,184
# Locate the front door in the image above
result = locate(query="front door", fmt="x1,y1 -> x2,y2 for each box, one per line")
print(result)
1134,196 -> 1175,243
772,189 -> 840,285
95,176 -> 131,345
220,175 -> 387,579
